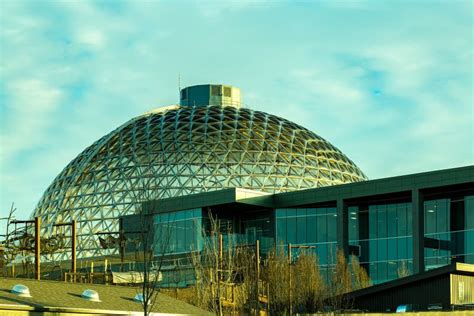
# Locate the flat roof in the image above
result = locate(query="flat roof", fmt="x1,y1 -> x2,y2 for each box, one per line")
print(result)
0,277 -> 210,315
143,187 -> 273,215
274,165 -> 473,207
142,166 -> 473,214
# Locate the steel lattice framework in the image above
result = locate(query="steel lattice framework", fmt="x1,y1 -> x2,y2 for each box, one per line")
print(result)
32,105 -> 367,259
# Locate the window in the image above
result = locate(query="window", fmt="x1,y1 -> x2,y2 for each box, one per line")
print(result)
223,86 -> 231,97
153,208 -> 203,255
297,216 -> 306,244
307,214 -> 317,243
466,196 -> 474,264
211,85 -> 221,96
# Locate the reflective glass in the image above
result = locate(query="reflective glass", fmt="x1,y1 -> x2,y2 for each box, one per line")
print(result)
276,218 -> 287,244
466,196 -> 474,263
307,215 -> 317,243
287,217 -> 297,244
424,199 -> 451,269
348,206 -> 359,244
378,262 -> 387,283
356,202 -> 413,284
387,261 -> 398,280
387,205 -> 397,238
317,213 -> 327,243
387,238 -> 397,260
153,208 -> 203,255
297,216 -> 306,244
328,213 -> 337,242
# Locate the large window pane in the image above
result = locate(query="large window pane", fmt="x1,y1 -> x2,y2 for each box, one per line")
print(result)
297,216 -> 306,244
397,204 -> 408,236
387,205 -> 397,238
369,206 -> 377,239
153,208 -> 203,255
276,218 -> 287,244
377,205 -> 387,239
466,196 -> 474,264
377,238 -> 387,262
307,215 -> 317,243
287,217 -> 297,244
378,262 -> 387,283
387,238 -> 397,260
276,208 -> 287,218
349,206 -> 359,243
327,210 -> 337,242
318,213 -> 327,243
397,236 -> 408,260
318,243 -> 328,265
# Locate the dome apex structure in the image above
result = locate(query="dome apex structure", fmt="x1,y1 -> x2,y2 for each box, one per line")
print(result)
180,84 -> 242,108
33,85 -> 367,259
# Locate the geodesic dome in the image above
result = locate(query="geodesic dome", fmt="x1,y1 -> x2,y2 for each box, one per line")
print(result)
33,104 -> 367,258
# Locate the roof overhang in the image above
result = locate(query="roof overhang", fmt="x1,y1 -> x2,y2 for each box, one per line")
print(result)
143,188 -> 274,215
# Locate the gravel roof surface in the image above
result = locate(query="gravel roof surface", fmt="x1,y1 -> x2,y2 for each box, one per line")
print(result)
0,277 -> 210,315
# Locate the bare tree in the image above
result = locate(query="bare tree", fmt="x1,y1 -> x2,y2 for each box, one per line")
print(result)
397,260 -> 410,278
133,211 -> 173,316
190,212 -> 241,315
293,252 -> 325,313
233,243 -> 259,315
262,248 -> 290,315
0,203 -> 17,272
350,255 -> 372,290
327,249 -> 353,313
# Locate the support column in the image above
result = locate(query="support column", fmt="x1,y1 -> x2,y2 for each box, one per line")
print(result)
71,220 -> 77,274
34,217 -> 41,280
119,218 -> 125,272
412,189 -> 425,274
337,199 -> 349,256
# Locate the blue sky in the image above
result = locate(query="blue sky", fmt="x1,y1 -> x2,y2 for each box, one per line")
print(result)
0,0 -> 473,224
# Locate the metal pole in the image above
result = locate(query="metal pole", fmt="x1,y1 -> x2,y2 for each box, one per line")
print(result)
218,233 -> 223,316
34,217 -> 41,280
72,220 -> 77,275
256,239 -> 260,316
288,243 -> 292,315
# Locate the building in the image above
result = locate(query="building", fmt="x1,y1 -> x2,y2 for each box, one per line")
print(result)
127,165 -> 473,287
27,84 -> 473,300
31,84 -> 366,260
344,262 -> 474,312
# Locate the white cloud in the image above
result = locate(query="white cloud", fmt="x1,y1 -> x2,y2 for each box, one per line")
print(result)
1,79 -> 63,162
0,0 -> 472,223
290,68 -> 365,105
76,29 -> 106,48
194,0 -> 272,18
319,0 -> 372,10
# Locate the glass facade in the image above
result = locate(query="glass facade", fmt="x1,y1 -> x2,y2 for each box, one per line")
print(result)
465,196 -> 474,264
276,207 -> 337,278
424,199 -> 450,269
349,203 -> 413,284
153,208 -> 203,255
240,212 -> 274,253
149,193 -> 473,287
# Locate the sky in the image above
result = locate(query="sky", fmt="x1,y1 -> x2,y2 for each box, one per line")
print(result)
0,0 -> 473,225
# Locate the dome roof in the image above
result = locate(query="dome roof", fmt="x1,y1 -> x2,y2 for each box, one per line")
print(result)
33,105 -> 366,258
